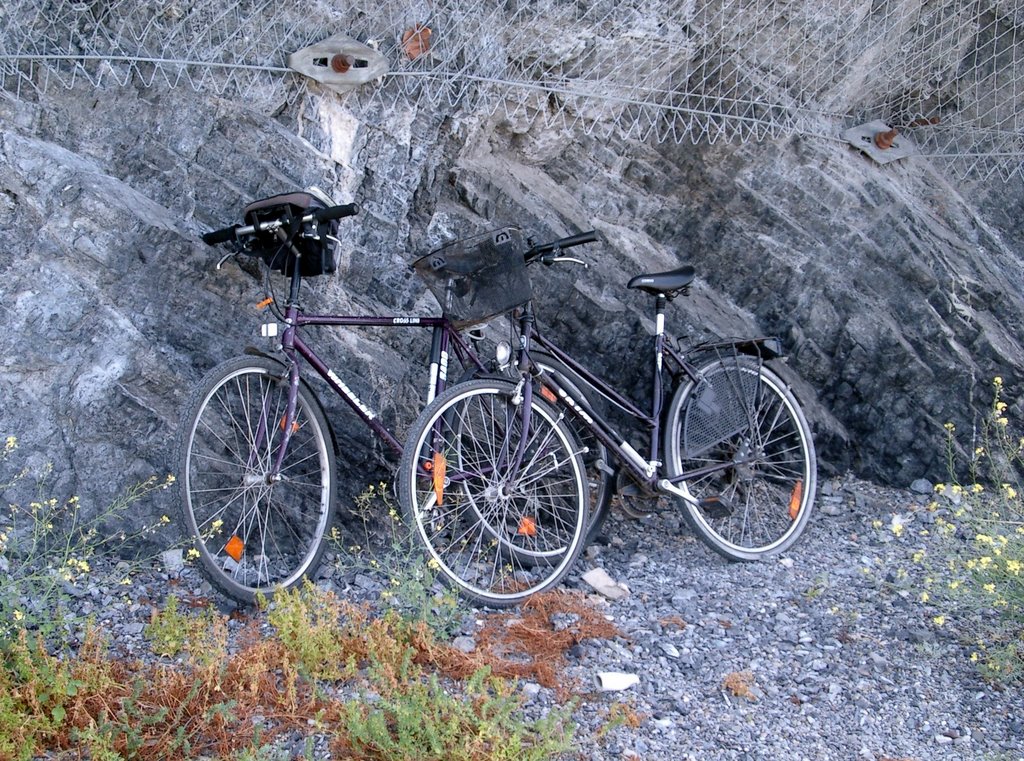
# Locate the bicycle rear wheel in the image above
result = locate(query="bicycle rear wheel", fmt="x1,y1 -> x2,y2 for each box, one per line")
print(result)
176,355 -> 336,603
398,378 -> 588,607
663,356 -> 816,560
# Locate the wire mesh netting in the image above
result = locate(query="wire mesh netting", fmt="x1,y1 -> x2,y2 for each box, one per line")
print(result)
1,0 -> 1021,181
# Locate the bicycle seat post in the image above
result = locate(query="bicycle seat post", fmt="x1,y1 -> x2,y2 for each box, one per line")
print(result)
650,292 -> 668,466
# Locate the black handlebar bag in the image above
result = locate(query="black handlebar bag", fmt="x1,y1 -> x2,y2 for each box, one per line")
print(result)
242,191 -> 340,277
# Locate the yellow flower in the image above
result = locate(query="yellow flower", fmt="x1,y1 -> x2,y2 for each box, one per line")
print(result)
994,376 -> 1003,387
976,534 -> 994,545
970,484 -> 984,494
979,556 -> 993,567
948,580 -> 961,590
1007,560 -> 1021,576
13,609 -> 24,621
983,583 -> 996,594
944,422 -> 955,432
912,551 -> 926,563
186,548 -> 201,560
932,615 -> 945,626
997,417 -> 1009,427
3,436 -> 16,453
970,652 -> 979,662
160,515 -> 171,525
919,591 -> 929,603
871,519 -> 883,529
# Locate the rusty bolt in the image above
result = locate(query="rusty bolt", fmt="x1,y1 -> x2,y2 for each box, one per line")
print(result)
330,54 -> 353,74
874,128 -> 899,150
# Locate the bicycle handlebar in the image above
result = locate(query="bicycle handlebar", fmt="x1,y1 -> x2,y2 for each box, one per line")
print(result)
201,203 -> 360,246
524,230 -> 599,264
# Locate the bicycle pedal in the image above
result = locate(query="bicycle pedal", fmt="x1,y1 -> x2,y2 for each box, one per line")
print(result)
698,495 -> 734,518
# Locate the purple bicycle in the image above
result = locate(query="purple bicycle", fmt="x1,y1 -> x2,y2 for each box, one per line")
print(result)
177,190 -> 609,603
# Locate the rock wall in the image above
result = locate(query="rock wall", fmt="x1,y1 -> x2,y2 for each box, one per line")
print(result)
1,74 -> 1023,530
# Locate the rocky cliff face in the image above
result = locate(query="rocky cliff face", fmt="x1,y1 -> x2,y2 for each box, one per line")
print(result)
1,74 -> 1022,529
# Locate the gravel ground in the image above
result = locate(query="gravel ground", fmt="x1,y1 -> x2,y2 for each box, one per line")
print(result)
557,475 -> 1024,761
45,474 -> 1024,761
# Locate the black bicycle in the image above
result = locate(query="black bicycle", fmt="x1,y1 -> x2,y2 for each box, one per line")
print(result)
399,230 -> 817,607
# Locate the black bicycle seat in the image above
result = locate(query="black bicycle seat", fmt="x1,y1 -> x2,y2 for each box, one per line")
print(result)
626,266 -> 695,296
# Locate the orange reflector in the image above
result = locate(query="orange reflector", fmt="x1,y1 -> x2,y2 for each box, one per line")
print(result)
517,516 -> 537,537
432,452 -> 447,506
539,385 -> 557,404
279,416 -> 300,434
788,480 -> 803,520
256,297 -> 274,310
224,535 -> 244,562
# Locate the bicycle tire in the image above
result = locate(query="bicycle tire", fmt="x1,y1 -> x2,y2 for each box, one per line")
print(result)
176,355 -> 337,603
398,378 -> 588,607
531,351 -> 615,543
663,355 -> 816,560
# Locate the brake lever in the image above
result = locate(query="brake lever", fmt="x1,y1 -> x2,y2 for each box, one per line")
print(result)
215,251 -> 235,270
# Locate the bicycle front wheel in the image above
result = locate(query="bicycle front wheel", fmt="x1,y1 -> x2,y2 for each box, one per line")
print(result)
663,356 -> 816,561
176,355 -> 337,603
398,379 -> 588,607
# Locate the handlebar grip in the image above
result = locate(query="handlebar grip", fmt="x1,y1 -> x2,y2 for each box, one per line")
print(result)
202,225 -> 240,245
555,231 -> 599,249
525,229 -> 599,262
314,203 -> 360,222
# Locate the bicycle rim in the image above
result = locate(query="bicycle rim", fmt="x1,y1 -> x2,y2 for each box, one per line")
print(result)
179,358 -> 335,602
401,380 -> 587,607
668,360 -> 816,559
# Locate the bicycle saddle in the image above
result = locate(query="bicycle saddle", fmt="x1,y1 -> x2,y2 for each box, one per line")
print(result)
626,266 -> 695,296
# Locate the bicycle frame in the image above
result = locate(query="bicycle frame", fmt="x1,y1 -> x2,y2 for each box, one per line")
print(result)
521,298 -> 771,498
262,272 -> 486,478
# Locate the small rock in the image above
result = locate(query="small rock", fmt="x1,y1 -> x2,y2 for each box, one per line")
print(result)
820,500 -> 843,517
452,636 -> 476,654
659,641 -> 680,659
161,549 -> 184,575
910,478 -> 933,494
582,567 -> 630,601
522,682 -> 541,699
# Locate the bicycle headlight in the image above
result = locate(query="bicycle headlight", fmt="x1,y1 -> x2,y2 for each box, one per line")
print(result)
495,340 -> 512,369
